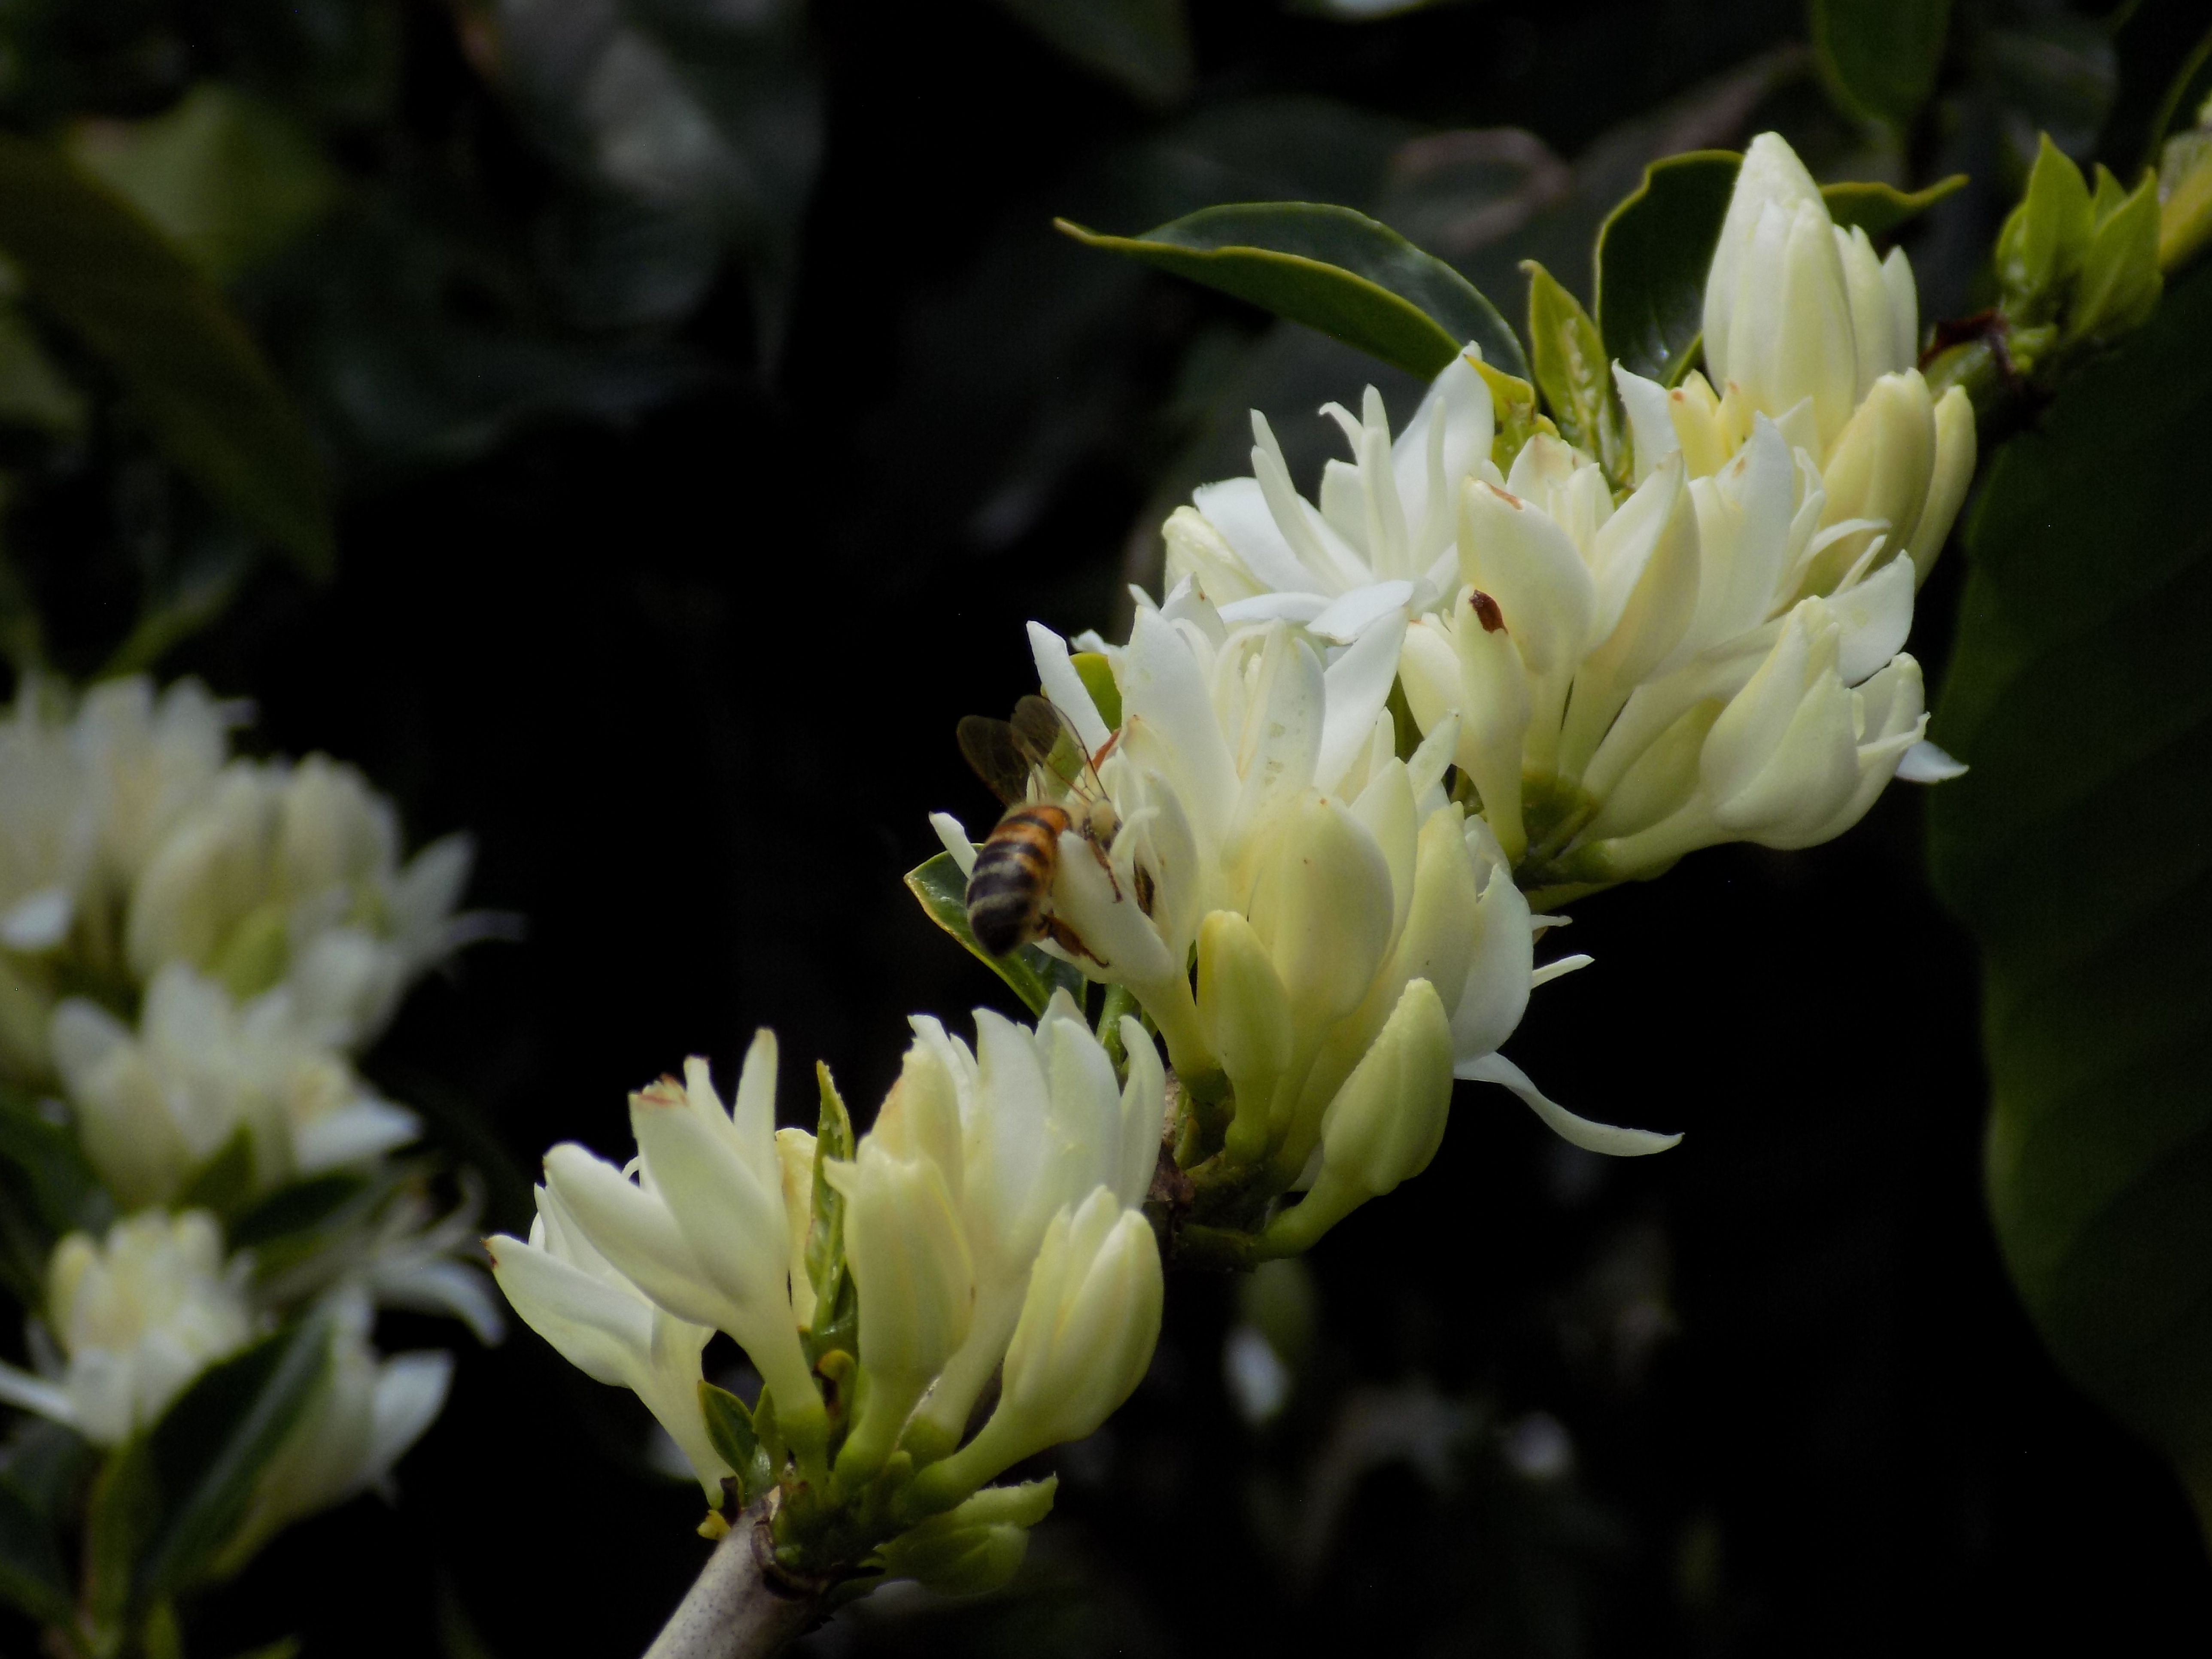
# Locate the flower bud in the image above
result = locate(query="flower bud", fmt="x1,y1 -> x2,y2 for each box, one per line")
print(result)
1814,370 -> 1938,588
878,1479 -> 1057,1596
1700,600 -> 1863,846
913,1188 -> 1160,1506
1907,386 -> 1976,586
825,1136 -> 974,1480
1246,794 -> 1395,1030
1197,908 -> 1294,1163
1261,977 -> 1455,1255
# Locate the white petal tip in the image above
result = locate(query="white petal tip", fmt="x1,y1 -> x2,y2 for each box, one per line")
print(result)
1896,740 -> 1967,784
929,812 -> 979,878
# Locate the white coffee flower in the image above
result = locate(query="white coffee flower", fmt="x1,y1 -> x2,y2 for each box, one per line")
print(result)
1158,350 -> 1499,641
0,1210 -> 256,1445
125,755 -> 475,1051
933,598 -> 1667,1183
489,1183 -> 728,1500
49,964 -> 419,1210
538,1035 -> 826,1457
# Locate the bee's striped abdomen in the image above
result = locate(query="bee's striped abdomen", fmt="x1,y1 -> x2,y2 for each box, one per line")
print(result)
966,805 -> 1070,956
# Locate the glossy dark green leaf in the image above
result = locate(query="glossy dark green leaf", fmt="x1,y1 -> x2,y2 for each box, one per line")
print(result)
1819,173 -> 1968,238
1057,203 -> 1526,381
905,850 -> 1086,1017
0,1478 -> 70,1625
0,134 -> 333,575
1810,0 -> 1952,130
1592,152 -> 1738,386
987,0 -> 1192,106
1927,261 -> 2212,1532
1522,259 -> 1623,480
130,1313 -> 334,1603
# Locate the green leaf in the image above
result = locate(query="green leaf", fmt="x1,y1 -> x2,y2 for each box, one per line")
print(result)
1995,133 -> 2094,325
904,850 -> 1086,1017
127,1314 -> 334,1605
1522,260 -> 1623,482
67,83 -> 340,284
1057,203 -> 1527,381
1809,0 -> 1952,131
698,1381 -> 771,1506
802,1062 -> 859,1368
0,134 -> 334,576
0,1477 -> 70,1625
986,0 -> 1192,106
176,1123 -> 258,1221
2069,171 -> 2163,346
1819,173 -> 1969,239
1592,151 -> 1739,386
1927,260 -> 2212,1533
0,1087 -> 111,1238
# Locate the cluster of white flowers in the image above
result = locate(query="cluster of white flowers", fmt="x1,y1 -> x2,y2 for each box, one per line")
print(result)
0,674 -> 495,1565
492,1003 -> 1163,1590
918,132 -> 1968,1253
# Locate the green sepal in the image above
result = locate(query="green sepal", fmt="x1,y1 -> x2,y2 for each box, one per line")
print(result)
0,1475 -> 71,1626
903,850 -> 1086,1017
1070,651 -> 1121,730
699,1381 -> 772,1507
1996,134 -> 2094,325
1522,260 -> 1624,485
1819,173 -> 1968,239
1057,203 -> 1527,381
2069,170 -> 2163,347
0,134 -> 334,576
802,1063 -> 860,1369
1470,359 -> 1542,474
176,1122 -> 258,1221
1592,151 -> 1738,387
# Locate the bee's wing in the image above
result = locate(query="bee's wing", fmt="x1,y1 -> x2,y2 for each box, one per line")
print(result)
957,716 -> 1035,808
1010,695 -> 1093,792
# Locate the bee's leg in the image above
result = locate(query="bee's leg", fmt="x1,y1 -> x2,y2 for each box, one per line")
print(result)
1043,915 -> 1109,967
1084,834 -> 1124,902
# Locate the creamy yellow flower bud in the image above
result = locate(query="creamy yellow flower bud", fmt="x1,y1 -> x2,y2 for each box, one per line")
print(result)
825,1139 -> 974,1482
1814,370 -> 1939,588
911,1189 -> 1161,1508
1197,909 -> 1294,1164
1908,386 -> 1977,586
1260,977 -> 1455,1255
878,1478 -> 1057,1595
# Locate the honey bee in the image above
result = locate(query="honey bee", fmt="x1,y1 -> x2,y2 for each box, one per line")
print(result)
957,696 -> 1121,959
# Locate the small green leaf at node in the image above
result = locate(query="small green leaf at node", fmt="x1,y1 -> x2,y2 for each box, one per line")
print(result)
1470,358 -> 1543,474
1522,260 -> 1625,485
2069,171 -> 2163,347
1995,134 -> 2095,325
698,1382 -> 769,1507
1057,204 -> 1526,381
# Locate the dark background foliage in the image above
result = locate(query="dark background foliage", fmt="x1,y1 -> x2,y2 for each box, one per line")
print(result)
3,0 -> 2210,1653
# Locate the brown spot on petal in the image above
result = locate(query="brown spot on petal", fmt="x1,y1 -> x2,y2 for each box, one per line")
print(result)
1487,485 -> 1526,510
1469,589 -> 1507,633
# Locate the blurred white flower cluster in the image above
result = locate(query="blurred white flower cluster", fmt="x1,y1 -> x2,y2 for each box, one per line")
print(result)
0,674 -> 497,1572
492,1003 -> 1163,1594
